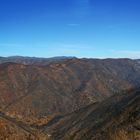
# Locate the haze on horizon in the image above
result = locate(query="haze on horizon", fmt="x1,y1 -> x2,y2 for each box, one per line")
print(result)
0,0 -> 140,58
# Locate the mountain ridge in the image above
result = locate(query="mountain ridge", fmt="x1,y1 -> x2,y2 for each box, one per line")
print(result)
0,57 -> 140,139
0,58 -> 140,118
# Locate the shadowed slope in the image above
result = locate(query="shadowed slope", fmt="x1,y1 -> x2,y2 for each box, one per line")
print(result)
44,88 -> 140,140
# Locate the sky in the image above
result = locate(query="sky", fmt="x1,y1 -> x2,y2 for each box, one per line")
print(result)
0,0 -> 140,58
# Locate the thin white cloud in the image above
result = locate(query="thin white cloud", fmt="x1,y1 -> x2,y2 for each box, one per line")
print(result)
67,23 -> 79,26
110,50 -> 140,59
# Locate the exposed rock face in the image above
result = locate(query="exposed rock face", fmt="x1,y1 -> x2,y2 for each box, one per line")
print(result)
44,88 -> 140,140
0,58 -> 140,118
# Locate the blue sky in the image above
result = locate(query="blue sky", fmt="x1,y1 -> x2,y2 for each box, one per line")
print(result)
0,0 -> 140,58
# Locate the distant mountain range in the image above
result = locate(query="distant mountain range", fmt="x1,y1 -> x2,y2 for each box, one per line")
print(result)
0,56 -> 140,139
0,56 -> 75,65
136,59 -> 140,61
